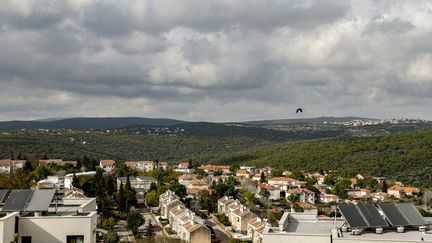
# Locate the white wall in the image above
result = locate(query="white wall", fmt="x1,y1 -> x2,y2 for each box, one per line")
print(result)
18,212 -> 97,243
263,233 -> 330,243
0,212 -> 19,243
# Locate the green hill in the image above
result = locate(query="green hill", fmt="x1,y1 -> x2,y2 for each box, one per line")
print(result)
207,130 -> 432,186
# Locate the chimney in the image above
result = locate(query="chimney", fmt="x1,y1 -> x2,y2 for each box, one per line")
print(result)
257,217 -> 262,223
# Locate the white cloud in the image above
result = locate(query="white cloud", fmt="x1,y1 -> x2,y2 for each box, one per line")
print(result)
0,0 -> 432,121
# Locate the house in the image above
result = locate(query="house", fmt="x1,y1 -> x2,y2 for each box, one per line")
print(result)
0,160 -> 26,173
125,161 -> 155,172
198,165 -> 230,174
251,174 -> 263,182
236,169 -> 250,179
218,196 -> 235,215
175,163 -> 195,174
256,183 -> 280,200
240,166 -> 256,174
179,174 -> 198,187
0,190 -> 97,243
99,160 -> 115,172
318,194 -> 339,204
287,188 -> 316,204
387,185 -> 406,198
247,217 -> 266,243
160,190 -> 182,218
188,179 -> 209,191
387,185 -> 421,198
268,177 -> 297,189
370,192 -> 388,201
158,162 -> 169,170
347,189 -> 370,199
403,187 -> 421,196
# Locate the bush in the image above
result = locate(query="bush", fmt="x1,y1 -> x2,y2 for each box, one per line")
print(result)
127,211 -> 145,234
216,214 -> 231,226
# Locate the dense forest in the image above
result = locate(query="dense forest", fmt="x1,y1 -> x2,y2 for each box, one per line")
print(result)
207,130 -> 432,186
1,126 -> 432,186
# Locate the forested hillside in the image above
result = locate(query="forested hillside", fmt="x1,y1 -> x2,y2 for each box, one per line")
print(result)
207,130 -> 432,186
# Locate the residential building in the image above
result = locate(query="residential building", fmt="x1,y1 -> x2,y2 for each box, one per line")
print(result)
268,177 -> 297,190
198,165 -> 230,174
160,190 -> 211,243
99,160 -> 115,172
318,194 -> 339,204
388,185 -> 406,198
0,159 -> 25,173
175,162 -> 195,174
262,206 -> 432,243
248,217 -> 266,243
370,192 -> 389,201
116,176 -> 157,191
158,162 -> 168,170
125,161 -> 155,172
256,183 -> 281,200
218,197 -> 256,233
347,189 -> 370,199
252,174 -> 263,182
179,174 -> 198,187
240,166 -> 256,174
236,169 -> 251,179
287,188 -> 316,204
0,190 -> 97,243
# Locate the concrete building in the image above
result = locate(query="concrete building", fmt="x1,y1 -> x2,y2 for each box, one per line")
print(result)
125,161 -> 155,172
0,191 -> 97,243
286,188 -> 316,204
262,208 -> 432,243
159,190 -> 211,243
117,176 -> 157,204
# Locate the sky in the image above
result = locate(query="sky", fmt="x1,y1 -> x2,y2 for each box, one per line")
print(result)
1,0 -> 432,122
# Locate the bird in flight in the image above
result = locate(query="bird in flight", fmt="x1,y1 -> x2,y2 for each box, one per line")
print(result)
296,108 -> 303,113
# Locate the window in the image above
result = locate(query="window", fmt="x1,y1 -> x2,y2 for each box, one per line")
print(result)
22,236 -> 32,243
67,235 -> 84,243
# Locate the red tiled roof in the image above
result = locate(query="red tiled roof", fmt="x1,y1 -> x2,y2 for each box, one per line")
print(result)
100,160 -> 115,166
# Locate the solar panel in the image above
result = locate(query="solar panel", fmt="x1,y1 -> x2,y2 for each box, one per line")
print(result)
379,203 -> 409,226
357,204 -> 388,227
26,190 -> 56,212
338,204 -> 369,228
1,190 -> 33,212
0,190 -> 8,203
396,203 -> 426,226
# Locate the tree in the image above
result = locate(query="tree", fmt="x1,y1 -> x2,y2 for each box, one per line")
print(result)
188,158 -> 193,168
142,223 -> 156,237
333,179 -> 349,199
118,182 -> 126,212
382,180 -> 388,193
106,175 -> 116,197
145,191 -> 159,207
23,161 -> 33,173
124,176 -> 137,209
34,165 -> 51,181
259,172 -> 266,183
272,168 -> 284,177
127,211 -> 144,234
171,182 -> 187,199
104,230 -> 119,243
72,173 -> 80,188
289,169 -> 304,181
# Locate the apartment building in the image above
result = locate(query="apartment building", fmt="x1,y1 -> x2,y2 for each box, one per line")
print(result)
0,189 -> 97,243
159,190 -> 211,243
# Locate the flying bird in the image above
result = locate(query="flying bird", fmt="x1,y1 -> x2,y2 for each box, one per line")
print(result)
296,108 -> 303,113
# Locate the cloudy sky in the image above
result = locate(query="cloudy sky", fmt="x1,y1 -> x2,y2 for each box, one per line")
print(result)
1,0 -> 432,121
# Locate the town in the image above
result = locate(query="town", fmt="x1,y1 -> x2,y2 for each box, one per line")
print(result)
0,158 -> 430,243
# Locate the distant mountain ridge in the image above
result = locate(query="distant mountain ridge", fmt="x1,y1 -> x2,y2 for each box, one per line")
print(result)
0,117 -> 185,130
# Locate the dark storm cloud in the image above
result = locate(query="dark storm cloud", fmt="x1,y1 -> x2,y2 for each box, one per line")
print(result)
0,0 -> 432,121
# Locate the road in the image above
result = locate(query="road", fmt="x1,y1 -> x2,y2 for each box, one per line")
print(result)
207,219 -> 232,243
